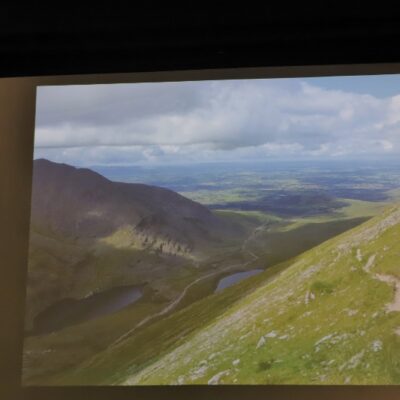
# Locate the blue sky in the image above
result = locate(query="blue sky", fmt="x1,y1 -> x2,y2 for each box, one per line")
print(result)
34,74 -> 400,166
306,74 -> 400,98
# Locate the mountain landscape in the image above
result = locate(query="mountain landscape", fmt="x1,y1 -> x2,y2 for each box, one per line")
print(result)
22,158 -> 400,385
24,75 -> 400,386
25,159 -> 243,331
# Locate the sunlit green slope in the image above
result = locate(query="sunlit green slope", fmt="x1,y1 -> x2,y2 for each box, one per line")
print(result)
123,204 -> 400,385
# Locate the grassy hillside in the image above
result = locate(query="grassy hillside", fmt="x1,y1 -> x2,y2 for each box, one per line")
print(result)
24,258 -> 293,385
24,161 -> 387,385
118,204 -> 400,385
23,212 -> 371,385
23,210 -> 374,385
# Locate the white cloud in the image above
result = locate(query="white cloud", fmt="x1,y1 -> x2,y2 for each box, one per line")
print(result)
34,78 -> 400,165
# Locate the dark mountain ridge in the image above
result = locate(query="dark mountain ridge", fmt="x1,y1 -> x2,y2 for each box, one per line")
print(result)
31,159 -> 239,256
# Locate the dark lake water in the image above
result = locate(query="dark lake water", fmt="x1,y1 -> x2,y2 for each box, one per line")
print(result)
30,285 -> 143,335
215,269 -> 263,292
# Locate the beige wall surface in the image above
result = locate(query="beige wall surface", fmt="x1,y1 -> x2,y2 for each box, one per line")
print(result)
2,66 -> 400,399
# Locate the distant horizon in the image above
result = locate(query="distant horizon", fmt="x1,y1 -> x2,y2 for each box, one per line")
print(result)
33,155 -> 400,169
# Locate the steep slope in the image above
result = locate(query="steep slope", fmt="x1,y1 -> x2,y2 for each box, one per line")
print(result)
31,159 -> 239,256
25,159 -> 242,329
121,204 -> 400,385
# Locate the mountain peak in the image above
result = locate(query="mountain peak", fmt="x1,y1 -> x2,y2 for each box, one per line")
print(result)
34,158 -> 110,183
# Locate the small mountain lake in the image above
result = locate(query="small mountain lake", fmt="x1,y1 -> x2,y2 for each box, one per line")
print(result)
30,285 -> 143,336
215,269 -> 263,292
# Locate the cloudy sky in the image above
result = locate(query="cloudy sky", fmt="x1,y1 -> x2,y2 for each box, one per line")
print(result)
34,74 -> 400,166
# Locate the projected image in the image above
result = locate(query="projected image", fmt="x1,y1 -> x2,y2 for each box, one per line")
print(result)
23,76 -> 400,385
